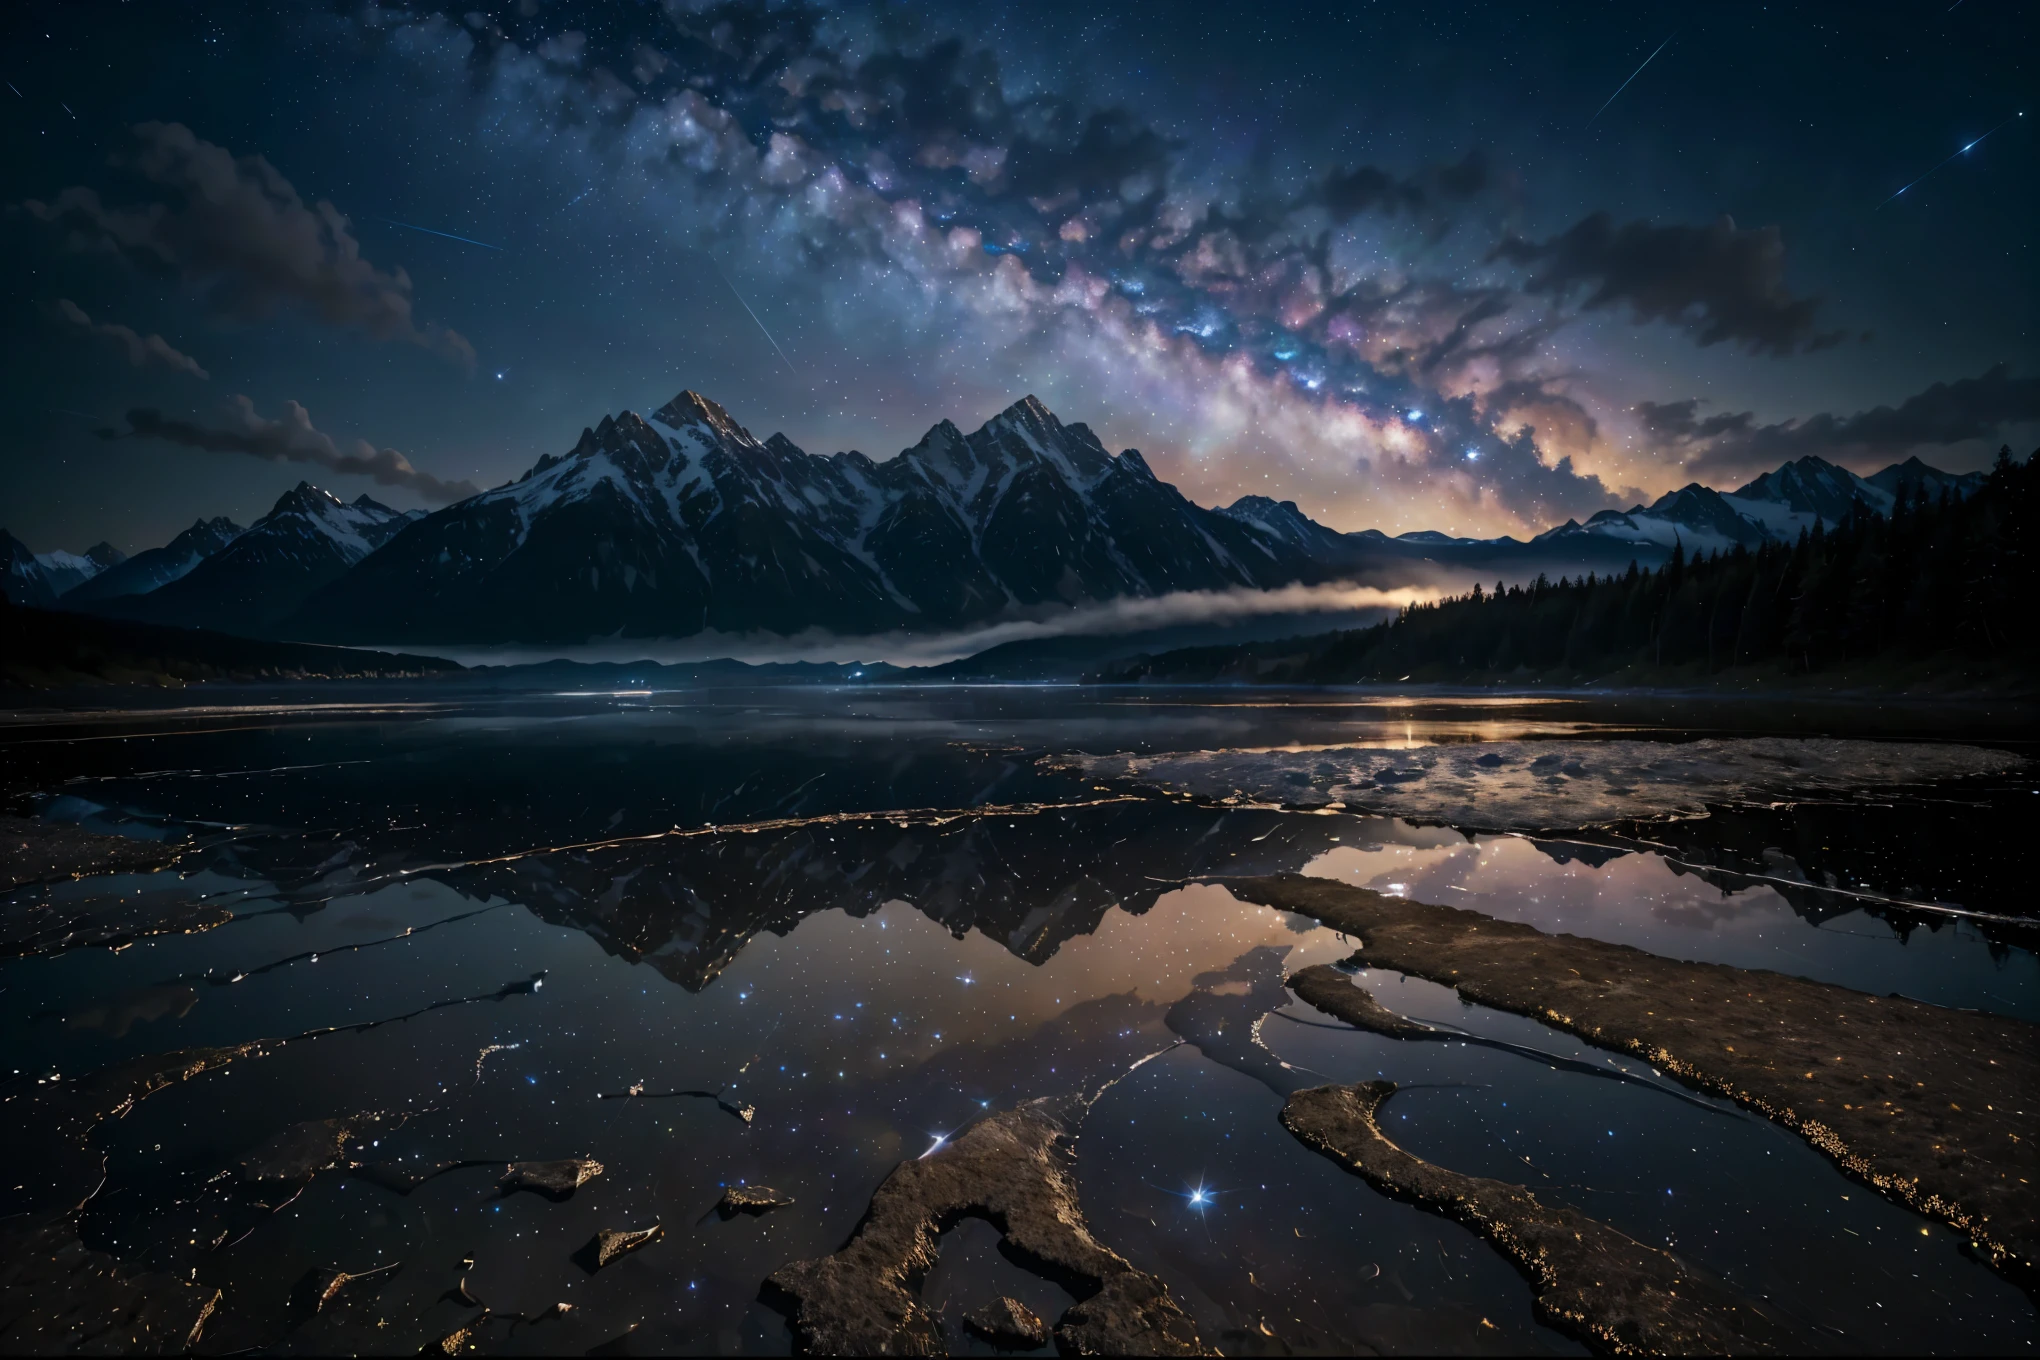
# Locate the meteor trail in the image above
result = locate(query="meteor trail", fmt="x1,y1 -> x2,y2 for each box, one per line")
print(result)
1877,113 -> 2023,207
1588,35 -> 1673,125
712,258 -> 798,376
379,218 -> 503,250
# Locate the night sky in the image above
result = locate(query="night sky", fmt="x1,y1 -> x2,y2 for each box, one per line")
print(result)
5,0 -> 2034,555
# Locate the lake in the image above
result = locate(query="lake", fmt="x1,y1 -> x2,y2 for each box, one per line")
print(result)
2,685 -> 2034,1354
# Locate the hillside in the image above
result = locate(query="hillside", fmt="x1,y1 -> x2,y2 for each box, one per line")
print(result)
0,595 -> 460,689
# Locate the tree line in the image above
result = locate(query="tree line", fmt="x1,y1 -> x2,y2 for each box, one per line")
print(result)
1102,446 -> 2037,685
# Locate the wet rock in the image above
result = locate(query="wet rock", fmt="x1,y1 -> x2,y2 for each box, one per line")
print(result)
0,1219 -> 220,1353
1283,1081 -> 1807,1354
239,1114 -> 388,1184
1225,872 -> 2040,1284
425,1310 -> 493,1354
767,1096 -> 1206,1356
1287,964 -> 1433,1039
499,1157 -> 603,1199
579,1225 -> 663,1271
964,1295 -> 1049,1349
0,815 -> 181,892
293,1260 -> 400,1317
1286,965 -> 1740,1116
716,1185 -> 792,1218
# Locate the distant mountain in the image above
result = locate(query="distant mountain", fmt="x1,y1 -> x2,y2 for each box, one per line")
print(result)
87,484 -> 417,633
61,516 -> 244,604
18,387 -> 1998,650
1,532 -> 123,607
1865,456 -> 1988,503
1529,454 -> 1987,558
290,393 -> 1337,645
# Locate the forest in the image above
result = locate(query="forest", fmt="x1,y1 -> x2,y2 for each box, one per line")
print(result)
1100,446 -> 2038,686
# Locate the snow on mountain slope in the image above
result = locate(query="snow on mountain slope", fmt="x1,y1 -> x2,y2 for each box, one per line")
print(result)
62,517 -> 244,604
1534,455 -> 1985,556
291,391 -> 1340,645
88,484 -> 417,634
1733,456 -> 1894,524
1,532 -> 122,607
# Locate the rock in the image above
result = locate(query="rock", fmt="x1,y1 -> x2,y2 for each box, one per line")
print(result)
293,1261 -> 400,1317
1223,872 -> 2040,1283
1282,1082 -> 1808,1354
964,1295 -> 1049,1349
425,1310 -> 493,1354
0,815 -> 182,894
766,1096 -> 1206,1356
581,1225 -> 662,1270
1285,965 -> 1433,1040
499,1158 -> 603,1199
0,1219 -> 220,1354
715,1186 -> 792,1218
239,1115 -> 387,1184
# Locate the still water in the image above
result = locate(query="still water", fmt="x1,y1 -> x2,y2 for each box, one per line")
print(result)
1,685 -> 2034,1354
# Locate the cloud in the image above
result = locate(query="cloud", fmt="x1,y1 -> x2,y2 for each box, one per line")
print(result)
49,298 -> 208,378
1639,364 -> 2040,478
106,396 -> 480,502
1492,212 -> 1839,356
25,123 -> 474,368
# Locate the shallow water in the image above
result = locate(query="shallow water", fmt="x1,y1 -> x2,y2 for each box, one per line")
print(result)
1,685 -> 2034,1354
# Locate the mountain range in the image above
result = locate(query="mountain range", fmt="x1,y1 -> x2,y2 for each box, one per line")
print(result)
3,391 -> 1991,648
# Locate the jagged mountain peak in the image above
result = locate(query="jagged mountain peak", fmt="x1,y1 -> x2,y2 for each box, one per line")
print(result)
269,481 -> 345,516
990,393 -> 1057,430
282,387 -> 1352,645
1733,455 -> 1878,511
653,389 -> 758,447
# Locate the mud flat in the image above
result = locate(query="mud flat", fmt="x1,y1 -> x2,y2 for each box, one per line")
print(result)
1221,873 -> 2040,1283
767,1095 -> 1207,1355
1284,1080 -> 1806,1354
0,1042 -> 275,1353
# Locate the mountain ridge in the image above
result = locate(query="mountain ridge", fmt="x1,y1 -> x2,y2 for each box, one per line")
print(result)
25,389 -> 1994,648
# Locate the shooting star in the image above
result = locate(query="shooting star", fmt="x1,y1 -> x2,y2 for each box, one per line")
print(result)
1878,113 -> 2024,207
711,259 -> 797,376
1588,35 -> 1674,125
380,218 -> 503,250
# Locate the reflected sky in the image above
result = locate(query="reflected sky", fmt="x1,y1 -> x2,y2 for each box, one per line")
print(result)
1,688 -> 2033,1353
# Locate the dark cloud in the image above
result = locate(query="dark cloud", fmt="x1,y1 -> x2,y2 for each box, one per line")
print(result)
107,396 -> 479,502
1479,424 -> 1621,525
1307,149 -> 1491,227
1492,212 -> 1839,356
1641,364 -> 2040,477
25,123 -> 474,368
49,298 -> 208,378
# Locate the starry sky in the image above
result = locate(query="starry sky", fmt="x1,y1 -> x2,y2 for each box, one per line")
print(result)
5,0 -> 2035,555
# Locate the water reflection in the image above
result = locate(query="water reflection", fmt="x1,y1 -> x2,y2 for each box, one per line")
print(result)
1,687 -> 2034,1353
